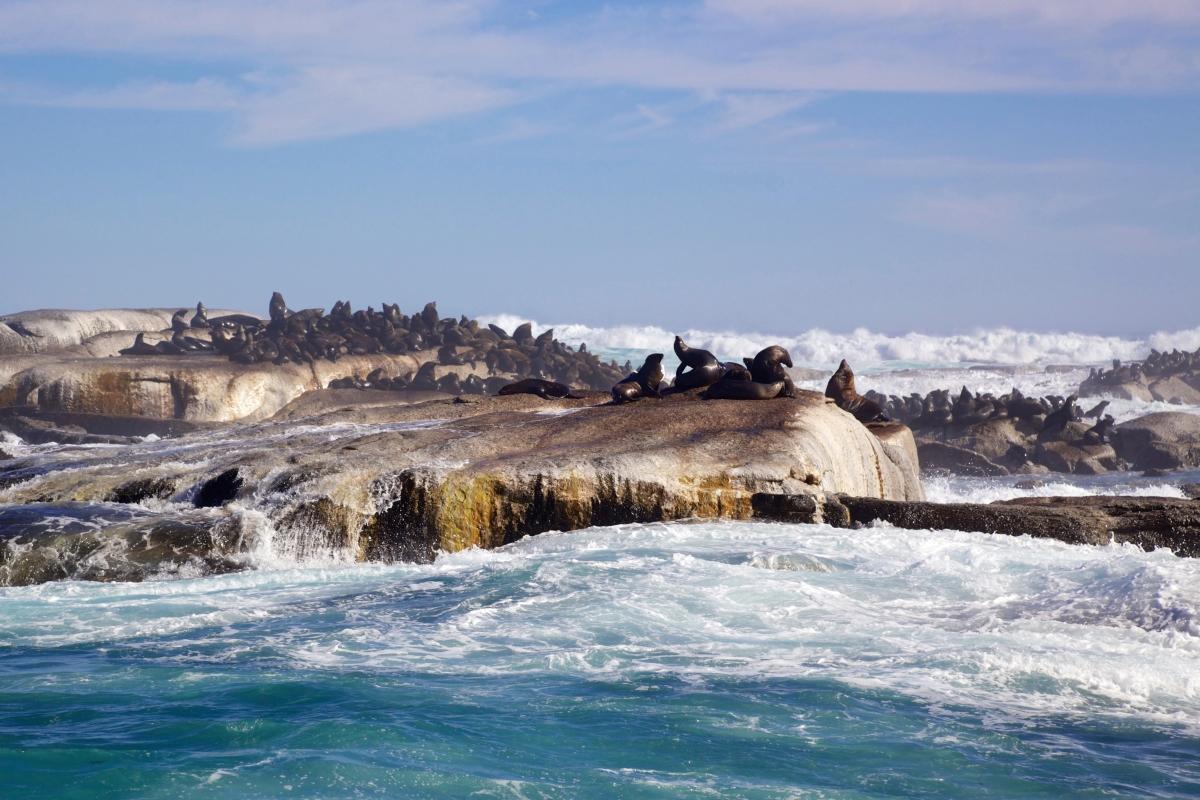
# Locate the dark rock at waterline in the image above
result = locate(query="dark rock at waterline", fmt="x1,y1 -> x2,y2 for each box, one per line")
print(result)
918,441 -> 1009,477
0,447 -> 11,461
0,502 -> 248,586
817,495 -> 1200,557
107,477 -> 178,505
1181,483 -> 1200,500
0,408 -> 213,446
193,469 -> 243,508
1115,412 -> 1200,471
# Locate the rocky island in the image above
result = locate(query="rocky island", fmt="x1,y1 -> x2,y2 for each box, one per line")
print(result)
2,299 -> 1199,588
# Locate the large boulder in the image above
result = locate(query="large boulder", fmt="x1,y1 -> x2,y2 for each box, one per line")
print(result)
0,392 -> 923,582
0,351 -> 459,423
0,308 -> 250,356
918,440 -> 1008,477
1033,440 -> 1119,475
1148,376 -> 1200,405
943,417 -> 1032,462
1115,412 -> 1200,471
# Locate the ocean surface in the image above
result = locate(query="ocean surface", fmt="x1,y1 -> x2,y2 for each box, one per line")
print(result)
4,322 -> 1200,798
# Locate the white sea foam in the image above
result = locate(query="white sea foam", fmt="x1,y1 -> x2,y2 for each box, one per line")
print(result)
3,521 -> 1197,733
480,314 -> 1200,369
923,474 -> 1190,504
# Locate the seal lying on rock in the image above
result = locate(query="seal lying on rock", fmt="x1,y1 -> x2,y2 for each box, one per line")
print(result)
118,332 -> 158,356
825,360 -> 889,423
672,336 -> 724,391
703,346 -> 794,400
612,354 -> 664,403
703,377 -> 785,400
498,379 -> 582,400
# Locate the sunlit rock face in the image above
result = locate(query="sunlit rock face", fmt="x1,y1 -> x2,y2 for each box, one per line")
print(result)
0,391 -> 922,584
0,308 -> 250,356
0,353 -> 450,422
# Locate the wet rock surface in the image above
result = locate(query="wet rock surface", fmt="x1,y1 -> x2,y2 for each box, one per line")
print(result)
787,495 -> 1200,557
1114,412 -> 1200,471
0,390 -> 922,585
1080,346 -> 1200,403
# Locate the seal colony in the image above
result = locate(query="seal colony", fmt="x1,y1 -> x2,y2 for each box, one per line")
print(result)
117,292 -> 629,393
119,313 -> 884,421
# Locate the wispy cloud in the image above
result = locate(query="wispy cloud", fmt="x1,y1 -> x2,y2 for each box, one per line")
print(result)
704,0 -> 1200,27
710,92 -> 816,132
0,0 -> 1196,144
475,117 -> 558,145
896,188 -> 1198,255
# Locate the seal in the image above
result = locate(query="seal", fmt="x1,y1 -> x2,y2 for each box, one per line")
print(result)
672,336 -> 723,391
118,332 -> 159,356
703,379 -> 784,400
1040,395 -> 1078,437
269,291 -> 289,325
498,378 -> 582,399
612,354 -> 664,403
1083,414 -> 1115,445
750,345 -> 796,397
824,360 -> 889,423
190,302 -> 209,329
1083,400 -> 1110,420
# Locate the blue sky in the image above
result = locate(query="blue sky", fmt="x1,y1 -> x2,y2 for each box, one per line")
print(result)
0,0 -> 1197,335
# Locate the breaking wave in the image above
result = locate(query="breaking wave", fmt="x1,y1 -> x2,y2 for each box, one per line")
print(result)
480,314 -> 1200,369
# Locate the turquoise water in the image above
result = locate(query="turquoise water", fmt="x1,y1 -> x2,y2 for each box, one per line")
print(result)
3,521 -> 1198,799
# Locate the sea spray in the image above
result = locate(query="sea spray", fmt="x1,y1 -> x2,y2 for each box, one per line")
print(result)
481,314 -> 1200,369
2,521 -> 1198,798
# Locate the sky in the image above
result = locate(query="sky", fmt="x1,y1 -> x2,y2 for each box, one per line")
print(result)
0,0 -> 1197,336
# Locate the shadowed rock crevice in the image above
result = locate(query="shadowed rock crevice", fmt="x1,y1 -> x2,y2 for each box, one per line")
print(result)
193,469 -> 244,508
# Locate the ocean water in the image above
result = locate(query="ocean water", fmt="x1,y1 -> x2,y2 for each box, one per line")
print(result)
4,322 -> 1200,797
3,522 -> 1200,799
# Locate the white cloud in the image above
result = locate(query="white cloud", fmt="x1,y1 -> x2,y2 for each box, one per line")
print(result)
0,0 -> 1196,143
705,0 -> 1200,27
230,66 -> 518,145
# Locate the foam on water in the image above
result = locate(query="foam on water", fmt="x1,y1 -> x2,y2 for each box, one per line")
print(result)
2,521 -> 1198,797
923,471 -> 1200,504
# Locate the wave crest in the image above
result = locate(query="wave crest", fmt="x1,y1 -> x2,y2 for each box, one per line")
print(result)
479,314 -> 1200,368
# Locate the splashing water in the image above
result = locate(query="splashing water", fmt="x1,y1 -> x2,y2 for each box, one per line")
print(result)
2,521 -> 1198,798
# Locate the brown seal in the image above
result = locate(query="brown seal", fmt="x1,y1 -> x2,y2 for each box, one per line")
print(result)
498,379 -> 582,399
672,336 -> 724,391
703,379 -> 784,400
824,359 -> 889,423
612,354 -> 664,403
750,345 -> 796,397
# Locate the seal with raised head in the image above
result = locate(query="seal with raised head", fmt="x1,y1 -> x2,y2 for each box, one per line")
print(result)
750,345 -> 796,397
825,360 -> 889,423
190,302 -> 209,329
269,292 -> 289,324
672,336 -> 723,391
498,379 -> 582,400
612,353 -> 664,403
1040,394 -> 1078,437
119,332 -> 159,356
